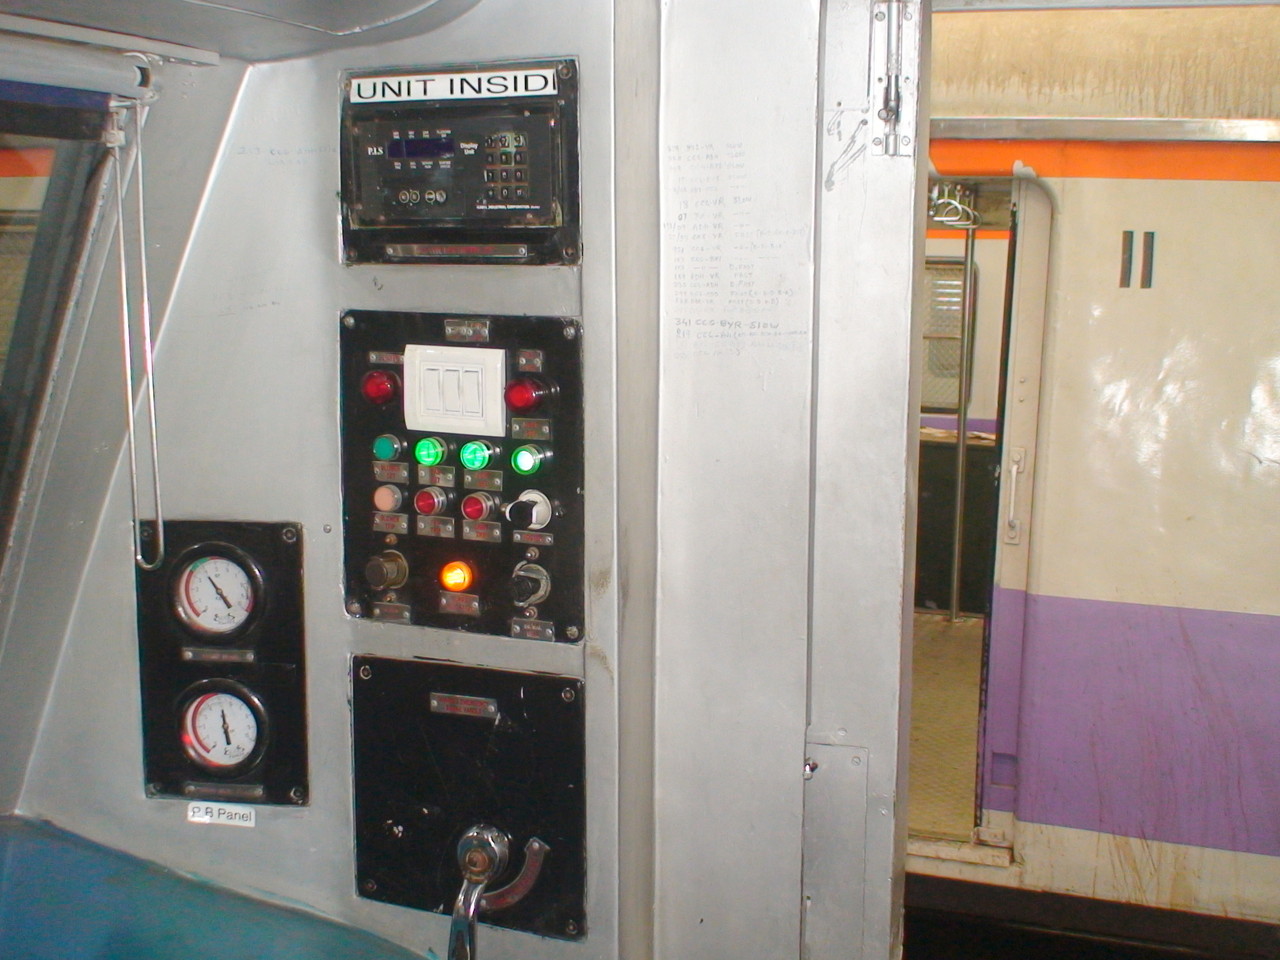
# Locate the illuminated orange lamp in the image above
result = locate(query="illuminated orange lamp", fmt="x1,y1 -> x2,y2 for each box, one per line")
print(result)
439,560 -> 475,593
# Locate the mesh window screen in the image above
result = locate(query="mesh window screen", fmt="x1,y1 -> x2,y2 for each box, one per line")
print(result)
921,259 -> 968,412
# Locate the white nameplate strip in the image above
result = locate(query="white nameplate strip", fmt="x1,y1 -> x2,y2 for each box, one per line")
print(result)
351,69 -> 557,104
187,801 -> 256,828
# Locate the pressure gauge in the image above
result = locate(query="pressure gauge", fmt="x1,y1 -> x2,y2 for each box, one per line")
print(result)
172,551 -> 260,637
179,682 -> 267,774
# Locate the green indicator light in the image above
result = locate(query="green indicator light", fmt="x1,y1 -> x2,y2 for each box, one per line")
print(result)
459,441 -> 492,470
414,437 -> 446,466
511,444 -> 545,476
372,435 -> 400,461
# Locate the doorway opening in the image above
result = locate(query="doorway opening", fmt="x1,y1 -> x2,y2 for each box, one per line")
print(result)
908,180 -> 1013,845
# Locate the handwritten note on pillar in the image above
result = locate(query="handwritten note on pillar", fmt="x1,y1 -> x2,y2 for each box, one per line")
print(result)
662,140 -> 811,359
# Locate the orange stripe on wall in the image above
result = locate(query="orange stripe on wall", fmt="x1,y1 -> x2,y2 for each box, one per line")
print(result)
926,228 -> 1011,240
930,140 -> 1280,182
0,149 -> 54,178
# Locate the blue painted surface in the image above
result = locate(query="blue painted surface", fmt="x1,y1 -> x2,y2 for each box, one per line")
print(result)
0,817 -> 422,960
0,80 -> 109,110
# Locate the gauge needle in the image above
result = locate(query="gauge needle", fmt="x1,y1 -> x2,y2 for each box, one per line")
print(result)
221,709 -> 232,746
208,576 -> 233,609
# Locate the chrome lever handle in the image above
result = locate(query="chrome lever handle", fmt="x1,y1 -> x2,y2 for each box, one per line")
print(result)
447,826 -> 509,960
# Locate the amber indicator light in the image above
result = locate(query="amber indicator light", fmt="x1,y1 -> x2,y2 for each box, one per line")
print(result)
439,561 -> 475,593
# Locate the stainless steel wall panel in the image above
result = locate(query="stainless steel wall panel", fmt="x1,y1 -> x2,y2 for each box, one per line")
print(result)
805,0 -> 929,956
653,0 -> 820,956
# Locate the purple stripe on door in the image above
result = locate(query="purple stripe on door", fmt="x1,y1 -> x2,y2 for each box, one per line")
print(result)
980,586 -> 1026,813
920,415 -> 999,434
1009,593 -> 1280,857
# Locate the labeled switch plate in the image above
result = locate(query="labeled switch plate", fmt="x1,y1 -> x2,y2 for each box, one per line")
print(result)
403,343 -> 507,437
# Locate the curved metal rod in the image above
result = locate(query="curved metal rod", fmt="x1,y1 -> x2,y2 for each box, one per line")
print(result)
111,100 -> 164,570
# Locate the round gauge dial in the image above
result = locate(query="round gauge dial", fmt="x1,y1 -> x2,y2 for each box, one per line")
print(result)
173,554 -> 257,636
181,688 -> 262,772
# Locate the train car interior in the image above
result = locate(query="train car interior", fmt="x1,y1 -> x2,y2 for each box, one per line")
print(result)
0,1 -> 1277,959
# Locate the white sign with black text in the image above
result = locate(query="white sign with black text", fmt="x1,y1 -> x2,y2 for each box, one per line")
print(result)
187,801 -> 256,828
350,68 -> 557,104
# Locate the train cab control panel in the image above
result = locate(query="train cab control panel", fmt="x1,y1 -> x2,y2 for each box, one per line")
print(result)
340,311 -> 584,641
341,60 -> 579,265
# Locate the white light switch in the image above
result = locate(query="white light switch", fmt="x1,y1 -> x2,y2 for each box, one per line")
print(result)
403,344 -> 506,437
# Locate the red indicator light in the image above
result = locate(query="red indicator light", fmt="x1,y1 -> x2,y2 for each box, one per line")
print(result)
361,369 -> 400,404
460,493 -> 493,521
503,377 -> 553,413
440,561 -> 475,592
414,487 -> 448,516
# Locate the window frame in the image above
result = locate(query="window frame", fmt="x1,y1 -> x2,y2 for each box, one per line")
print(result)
0,83 -> 110,546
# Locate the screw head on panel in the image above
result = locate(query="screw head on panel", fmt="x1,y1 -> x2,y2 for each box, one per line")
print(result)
359,665 -> 372,680
561,687 -> 576,702
343,314 -> 356,328
289,786 -> 306,803
347,601 -> 365,617
282,526 -> 298,543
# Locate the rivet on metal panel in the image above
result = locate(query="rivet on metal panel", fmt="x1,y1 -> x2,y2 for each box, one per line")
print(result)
282,526 -> 298,543
343,314 -> 356,328
359,665 -> 373,680
566,921 -> 579,936
561,687 -> 576,702
289,786 -> 306,803
565,626 -> 580,640
361,878 -> 377,894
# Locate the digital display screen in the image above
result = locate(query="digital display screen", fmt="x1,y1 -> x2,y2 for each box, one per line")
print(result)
388,137 -> 455,160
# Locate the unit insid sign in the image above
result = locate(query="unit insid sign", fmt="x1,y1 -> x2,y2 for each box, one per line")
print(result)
341,61 -> 579,265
